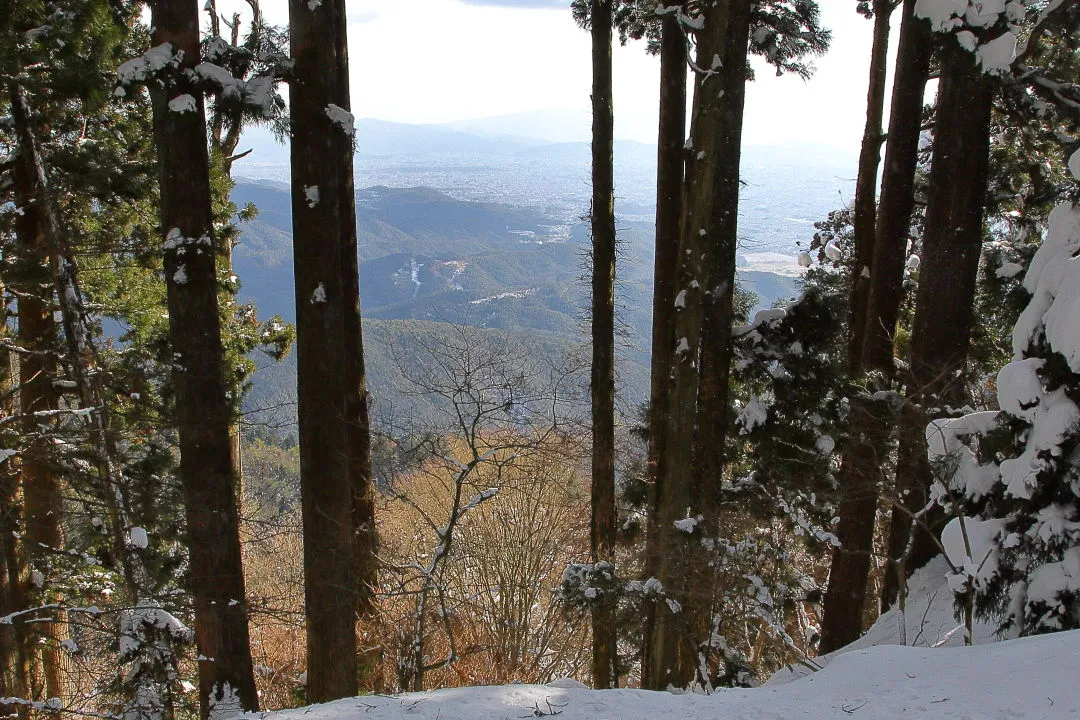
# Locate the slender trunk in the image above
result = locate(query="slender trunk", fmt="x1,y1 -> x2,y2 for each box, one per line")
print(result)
0,465 -> 29,720
866,1 -> 934,612
588,0 -> 618,691
10,89 -> 63,706
645,2 -> 730,690
0,289 -> 29,717
642,8 -> 686,686
817,403 -> 888,653
289,0 -> 375,700
861,0 -> 932,377
344,156 -> 377,676
846,0 -> 892,372
895,38 -> 993,581
149,2 -> 258,716
11,75 -> 188,716
10,85 -> 145,599
694,0 -> 751,528
817,1 -> 893,654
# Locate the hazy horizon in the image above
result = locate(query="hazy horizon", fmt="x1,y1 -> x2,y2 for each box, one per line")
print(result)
210,0 -> 885,152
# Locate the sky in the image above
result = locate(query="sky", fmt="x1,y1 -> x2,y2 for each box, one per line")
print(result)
219,0 -> 877,151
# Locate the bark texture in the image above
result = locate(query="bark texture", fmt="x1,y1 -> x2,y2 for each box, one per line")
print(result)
10,88 -> 63,706
289,0 -> 376,701
588,0 -> 618,691
150,1 -> 259,715
642,10 -> 686,687
894,37 -> 993,585
846,0 -> 892,372
817,0 -> 893,654
0,285 -> 29,718
644,1 -> 730,690
868,1 -> 934,611
694,0 -> 751,528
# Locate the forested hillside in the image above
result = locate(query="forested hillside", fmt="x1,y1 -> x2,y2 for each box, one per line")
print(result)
233,181 -> 798,417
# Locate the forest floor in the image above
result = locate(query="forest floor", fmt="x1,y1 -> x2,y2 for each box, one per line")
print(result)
253,561 -> 1077,719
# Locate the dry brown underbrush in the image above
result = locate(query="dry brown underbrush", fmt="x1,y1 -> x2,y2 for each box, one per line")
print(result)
241,434 -> 592,704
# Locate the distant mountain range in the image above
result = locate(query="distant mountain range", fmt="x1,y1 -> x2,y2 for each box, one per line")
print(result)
234,181 -> 802,425
231,113 -> 853,426
236,115 -> 856,246
238,118 -> 658,164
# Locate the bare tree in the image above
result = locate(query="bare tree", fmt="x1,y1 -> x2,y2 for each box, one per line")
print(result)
379,325 -> 583,692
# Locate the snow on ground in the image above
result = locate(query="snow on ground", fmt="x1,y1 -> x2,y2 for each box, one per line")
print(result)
769,557 -> 997,687
250,559 -> 1078,720
251,628 -> 1078,720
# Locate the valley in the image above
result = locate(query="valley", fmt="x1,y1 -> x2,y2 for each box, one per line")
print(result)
232,117 -> 855,425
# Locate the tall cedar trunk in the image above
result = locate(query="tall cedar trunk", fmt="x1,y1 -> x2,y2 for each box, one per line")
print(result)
209,98 -> 256,550
0,462 -> 29,720
642,9 -> 686,685
644,1 -> 730,690
868,1 -> 934,612
816,1 -> 893,655
588,0 -> 618,691
10,100 -> 63,704
861,0 -> 932,377
150,2 -> 259,716
694,0 -> 751,530
289,0 -> 376,700
344,132 -> 377,683
846,0 -> 893,372
0,284 -> 29,718
894,38 -> 993,583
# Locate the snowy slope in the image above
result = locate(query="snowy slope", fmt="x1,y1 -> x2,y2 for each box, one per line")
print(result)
770,557 -> 998,686
253,630 -> 1079,720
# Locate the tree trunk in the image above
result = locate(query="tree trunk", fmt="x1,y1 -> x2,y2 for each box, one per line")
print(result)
0,288 -> 29,718
817,403 -> 888,654
861,0 -> 932,377
149,2 -> 259,716
588,0 -> 618,691
642,8 -> 686,687
10,90 -> 63,706
644,2 -> 730,690
894,37 -> 993,583
817,1 -> 893,655
846,0 -> 893,372
694,0 -> 751,531
289,0 -> 375,701
865,1 -> 934,612
0,462 -> 29,720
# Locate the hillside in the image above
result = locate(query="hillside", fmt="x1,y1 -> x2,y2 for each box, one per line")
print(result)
244,318 -> 620,431
234,181 -> 801,421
